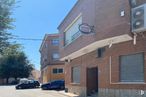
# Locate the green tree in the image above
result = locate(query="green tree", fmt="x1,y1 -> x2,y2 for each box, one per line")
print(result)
0,45 -> 34,84
0,55 -> 12,83
0,0 -> 16,54
11,52 -> 34,80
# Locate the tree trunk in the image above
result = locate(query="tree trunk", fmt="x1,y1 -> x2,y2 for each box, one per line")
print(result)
6,78 -> 9,84
15,77 -> 17,81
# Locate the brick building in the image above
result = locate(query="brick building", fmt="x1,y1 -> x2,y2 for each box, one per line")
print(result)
40,34 -> 64,83
58,0 -> 146,97
29,69 -> 41,81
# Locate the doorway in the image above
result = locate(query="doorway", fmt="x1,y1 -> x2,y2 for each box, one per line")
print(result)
87,67 -> 98,96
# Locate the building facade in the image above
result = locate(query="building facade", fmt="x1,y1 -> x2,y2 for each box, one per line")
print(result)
29,69 -> 41,81
40,34 -> 64,84
58,0 -> 146,97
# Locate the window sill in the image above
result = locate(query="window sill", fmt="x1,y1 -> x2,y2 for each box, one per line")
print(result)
70,83 -> 80,85
52,73 -> 63,74
110,82 -> 146,85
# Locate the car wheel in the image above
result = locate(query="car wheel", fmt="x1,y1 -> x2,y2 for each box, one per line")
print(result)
60,86 -> 64,90
43,87 -> 48,90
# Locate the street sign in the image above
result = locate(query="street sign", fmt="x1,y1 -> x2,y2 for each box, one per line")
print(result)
79,23 -> 94,34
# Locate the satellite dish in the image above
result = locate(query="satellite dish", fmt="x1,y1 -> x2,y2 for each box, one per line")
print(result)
79,23 -> 94,34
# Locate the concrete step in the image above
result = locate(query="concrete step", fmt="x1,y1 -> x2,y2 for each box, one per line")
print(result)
58,90 -> 79,97
87,93 -> 98,97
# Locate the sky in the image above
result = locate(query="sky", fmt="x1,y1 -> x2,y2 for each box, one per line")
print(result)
11,0 -> 77,70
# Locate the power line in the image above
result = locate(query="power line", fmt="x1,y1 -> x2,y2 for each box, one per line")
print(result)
9,37 -> 44,41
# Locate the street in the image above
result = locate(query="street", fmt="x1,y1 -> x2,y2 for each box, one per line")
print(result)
0,86 -> 69,97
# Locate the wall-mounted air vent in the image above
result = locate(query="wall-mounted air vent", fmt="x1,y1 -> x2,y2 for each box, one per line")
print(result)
129,0 -> 137,8
132,4 -> 146,33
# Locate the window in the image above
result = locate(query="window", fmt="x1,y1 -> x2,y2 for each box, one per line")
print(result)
97,47 -> 105,58
72,66 -> 80,83
53,69 -> 58,74
58,69 -> 63,73
51,39 -> 59,46
53,68 -> 63,74
120,53 -> 144,82
52,52 -> 60,60
64,15 -> 82,46
43,55 -> 47,62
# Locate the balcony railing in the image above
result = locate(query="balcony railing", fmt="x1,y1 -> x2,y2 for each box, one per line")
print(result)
71,31 -> 81,41
64,40 -> 69,46
64,31 -> 81,46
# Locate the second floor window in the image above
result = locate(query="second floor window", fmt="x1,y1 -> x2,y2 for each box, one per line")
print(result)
52,52 -> 60,60
51,39 -> 59,46
64,14 -> 82,46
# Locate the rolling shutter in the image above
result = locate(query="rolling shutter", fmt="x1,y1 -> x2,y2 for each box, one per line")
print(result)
72,66 -> 80,83
120,53 -> 144,82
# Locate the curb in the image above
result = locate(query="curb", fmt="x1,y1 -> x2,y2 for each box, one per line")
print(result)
57,91 -> 79,97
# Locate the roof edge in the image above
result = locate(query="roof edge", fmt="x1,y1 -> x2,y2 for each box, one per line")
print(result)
39,33 -> 59,52
57,0 -> 82,30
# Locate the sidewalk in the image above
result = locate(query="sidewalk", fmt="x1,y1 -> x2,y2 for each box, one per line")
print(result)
58,90 -> 79,97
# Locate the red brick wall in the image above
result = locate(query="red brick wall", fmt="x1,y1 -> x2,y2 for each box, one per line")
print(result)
65,35 -> 146,89
40,34 -> 64,69
58,0 -> 131,59
40,34 -> 65,83
59,0 -> 146,96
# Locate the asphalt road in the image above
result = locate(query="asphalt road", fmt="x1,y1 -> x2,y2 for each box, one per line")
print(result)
0,86 -> 69,97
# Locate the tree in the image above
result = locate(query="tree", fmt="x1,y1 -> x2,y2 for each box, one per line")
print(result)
10,52 -> 34,80
0,0 -> 16,54
0,45 -> 34,84
0,0 -> 34,84
0,55 -> 12,83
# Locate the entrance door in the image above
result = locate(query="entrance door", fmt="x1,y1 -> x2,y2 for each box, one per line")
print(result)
87,67 -> 98,96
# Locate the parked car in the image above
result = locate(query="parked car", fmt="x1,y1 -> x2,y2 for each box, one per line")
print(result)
15,80 -> 40,89
10,80 -> 19,85
41,80 -> 65,90
19,78 -> 29,84
33,80 -> 40,87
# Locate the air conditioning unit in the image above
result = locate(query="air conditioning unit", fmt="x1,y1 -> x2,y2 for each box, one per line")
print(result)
132,4 -> 146,33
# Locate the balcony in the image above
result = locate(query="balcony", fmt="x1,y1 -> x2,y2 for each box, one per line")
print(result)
64,31 -> 81,46
71,31 -> 81,41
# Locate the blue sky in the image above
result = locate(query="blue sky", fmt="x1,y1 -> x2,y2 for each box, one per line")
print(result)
11,0 -> 77,70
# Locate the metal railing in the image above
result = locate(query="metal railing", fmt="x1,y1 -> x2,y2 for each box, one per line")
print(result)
64,31 -> 81,46
71,31 -> 81,41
